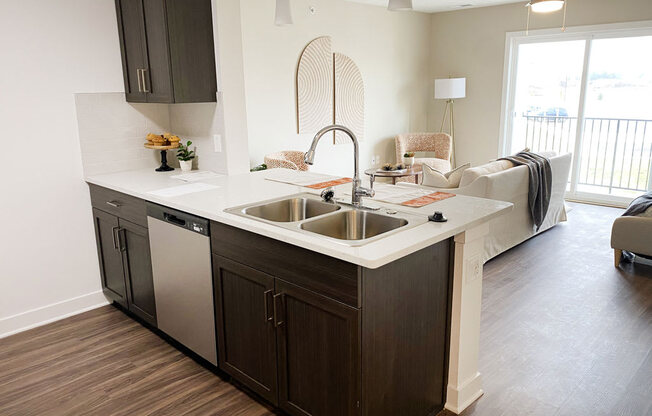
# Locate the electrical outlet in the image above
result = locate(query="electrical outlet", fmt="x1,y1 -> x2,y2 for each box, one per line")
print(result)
213,134 -> 222,152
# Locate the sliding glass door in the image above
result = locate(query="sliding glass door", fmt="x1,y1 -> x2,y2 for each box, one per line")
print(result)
502,24 -> 652,206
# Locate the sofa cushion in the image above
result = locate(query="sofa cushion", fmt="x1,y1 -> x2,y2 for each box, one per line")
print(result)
459,160 -> 514,187
422,163 -> 470,188
415,157 -> 451,173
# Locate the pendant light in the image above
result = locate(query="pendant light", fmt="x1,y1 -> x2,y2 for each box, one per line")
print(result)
388,0 -> 413,11
528,0 -> 564,12
275,0 -> 293,26
525,0 -> 568,35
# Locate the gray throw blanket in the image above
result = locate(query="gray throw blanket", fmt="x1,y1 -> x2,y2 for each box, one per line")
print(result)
622,191 -> 652,217
499,152 -> 552,231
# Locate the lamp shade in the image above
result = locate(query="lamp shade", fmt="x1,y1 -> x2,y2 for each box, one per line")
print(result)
434,78 -> 466,100
275,0 -> 293,25
388,0 -> 413,11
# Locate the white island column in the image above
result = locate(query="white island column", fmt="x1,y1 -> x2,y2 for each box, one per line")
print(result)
445,223 -> 489,414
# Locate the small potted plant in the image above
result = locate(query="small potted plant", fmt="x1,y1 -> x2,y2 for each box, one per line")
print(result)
403,152 -> 415,167
176,140 -> 195,172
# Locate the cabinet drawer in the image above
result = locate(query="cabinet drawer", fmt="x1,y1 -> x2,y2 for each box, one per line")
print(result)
89,184 -> 147,227
211,221 -> 359,308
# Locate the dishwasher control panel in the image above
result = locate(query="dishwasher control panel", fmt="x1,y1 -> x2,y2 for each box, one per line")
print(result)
191,223 -> 206,234
146,202 -> 210,237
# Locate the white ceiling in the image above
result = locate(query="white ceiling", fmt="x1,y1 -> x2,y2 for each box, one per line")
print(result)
347,0 -> 525,13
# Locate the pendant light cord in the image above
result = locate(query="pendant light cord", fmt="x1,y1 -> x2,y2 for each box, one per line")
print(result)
561,0 -> 568,32
526,5 -> 531,36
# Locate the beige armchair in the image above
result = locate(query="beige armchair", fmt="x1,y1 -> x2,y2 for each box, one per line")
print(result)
611,216 -> 652,266
264,151 -> 309,171
395,133 -> 452,183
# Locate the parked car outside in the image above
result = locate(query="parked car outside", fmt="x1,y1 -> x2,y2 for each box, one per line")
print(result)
536,107 -> 569,117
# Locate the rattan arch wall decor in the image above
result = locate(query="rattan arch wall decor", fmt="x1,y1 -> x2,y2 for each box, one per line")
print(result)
296,37 -> 365,144
334,52 -> 364,144
296,36 -> 333,136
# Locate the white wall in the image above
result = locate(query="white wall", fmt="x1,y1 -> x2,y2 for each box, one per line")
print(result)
240,0 -> 432,176
428,0 -> 652,167
212,0 -> 251,175
0,0 -> 126,336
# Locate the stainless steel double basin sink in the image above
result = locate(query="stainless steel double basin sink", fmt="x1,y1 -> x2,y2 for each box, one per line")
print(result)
225,193 -> 427,246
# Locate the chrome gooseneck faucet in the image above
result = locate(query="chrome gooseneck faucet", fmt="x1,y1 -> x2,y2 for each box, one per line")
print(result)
304,124 -> 375,207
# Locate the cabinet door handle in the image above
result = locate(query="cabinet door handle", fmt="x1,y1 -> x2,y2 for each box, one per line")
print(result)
136,69 -> 143,92
141,68 -> 150,93
273,293 -> 284,327
263,290 -> 273,323
106,200 -> 121,208
118,228 -> 127,252
112,226 -> 120,251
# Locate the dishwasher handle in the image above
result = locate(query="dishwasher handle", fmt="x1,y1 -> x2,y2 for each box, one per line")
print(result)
164,212 -> 186,227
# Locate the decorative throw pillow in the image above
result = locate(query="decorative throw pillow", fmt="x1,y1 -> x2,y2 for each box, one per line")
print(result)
459,160 -> 514,187
446,163 -> 471,187
421,163 -> 470,188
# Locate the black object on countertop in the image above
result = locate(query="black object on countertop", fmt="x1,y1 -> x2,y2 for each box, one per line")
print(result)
428,211 -> 447,223
156,150 -> 174,172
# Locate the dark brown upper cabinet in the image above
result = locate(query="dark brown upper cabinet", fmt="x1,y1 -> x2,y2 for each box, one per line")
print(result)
115,0 -> 217,103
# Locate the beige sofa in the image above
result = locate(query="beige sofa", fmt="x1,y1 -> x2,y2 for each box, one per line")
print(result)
611,207 -> 652,266
420,153 -> 572,262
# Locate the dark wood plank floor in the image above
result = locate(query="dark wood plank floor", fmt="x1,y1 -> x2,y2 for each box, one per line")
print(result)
1,202 -> 650,416
443,202 -> 652,416
0,306 -> 275,416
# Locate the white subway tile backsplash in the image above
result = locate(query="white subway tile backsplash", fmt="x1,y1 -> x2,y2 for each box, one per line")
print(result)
168,102 -> 227,173
75,92 -> 227,176
75,92 -> 170,176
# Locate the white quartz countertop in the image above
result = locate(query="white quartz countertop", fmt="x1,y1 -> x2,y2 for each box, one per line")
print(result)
85,168 -> 512,269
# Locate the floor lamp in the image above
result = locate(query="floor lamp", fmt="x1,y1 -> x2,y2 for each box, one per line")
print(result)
434,78 -> 466,168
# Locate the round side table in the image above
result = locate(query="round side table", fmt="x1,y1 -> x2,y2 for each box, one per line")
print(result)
364,165 -> 422,188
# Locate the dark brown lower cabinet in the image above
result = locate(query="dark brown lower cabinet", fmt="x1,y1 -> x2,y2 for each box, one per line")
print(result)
93,208 -> 128,308
92,208 -> 157,326
213,255 -> 278,404
212,222 -> 451,416
213,256 -> 360,416
276,279 -> 360,416
119,219 -> 157,326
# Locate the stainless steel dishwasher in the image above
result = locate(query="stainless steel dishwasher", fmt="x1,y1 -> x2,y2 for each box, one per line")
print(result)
146,203 -> 217,366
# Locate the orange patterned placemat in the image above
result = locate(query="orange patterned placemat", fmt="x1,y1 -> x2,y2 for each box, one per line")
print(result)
305,177 -> 352,189
401,192 -> 456,207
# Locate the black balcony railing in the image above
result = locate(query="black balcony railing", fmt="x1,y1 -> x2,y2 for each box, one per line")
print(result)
521,115 -> 652,194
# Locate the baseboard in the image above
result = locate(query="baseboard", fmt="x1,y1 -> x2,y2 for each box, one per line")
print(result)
0,291 -> 109,339
445,372 -> 484,414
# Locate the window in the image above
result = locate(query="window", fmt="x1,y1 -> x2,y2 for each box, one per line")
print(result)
500,22 -> 652,206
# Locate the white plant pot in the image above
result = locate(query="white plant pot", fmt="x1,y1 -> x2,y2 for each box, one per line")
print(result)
403,157 -> 415,167
180,160 -> 193,172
